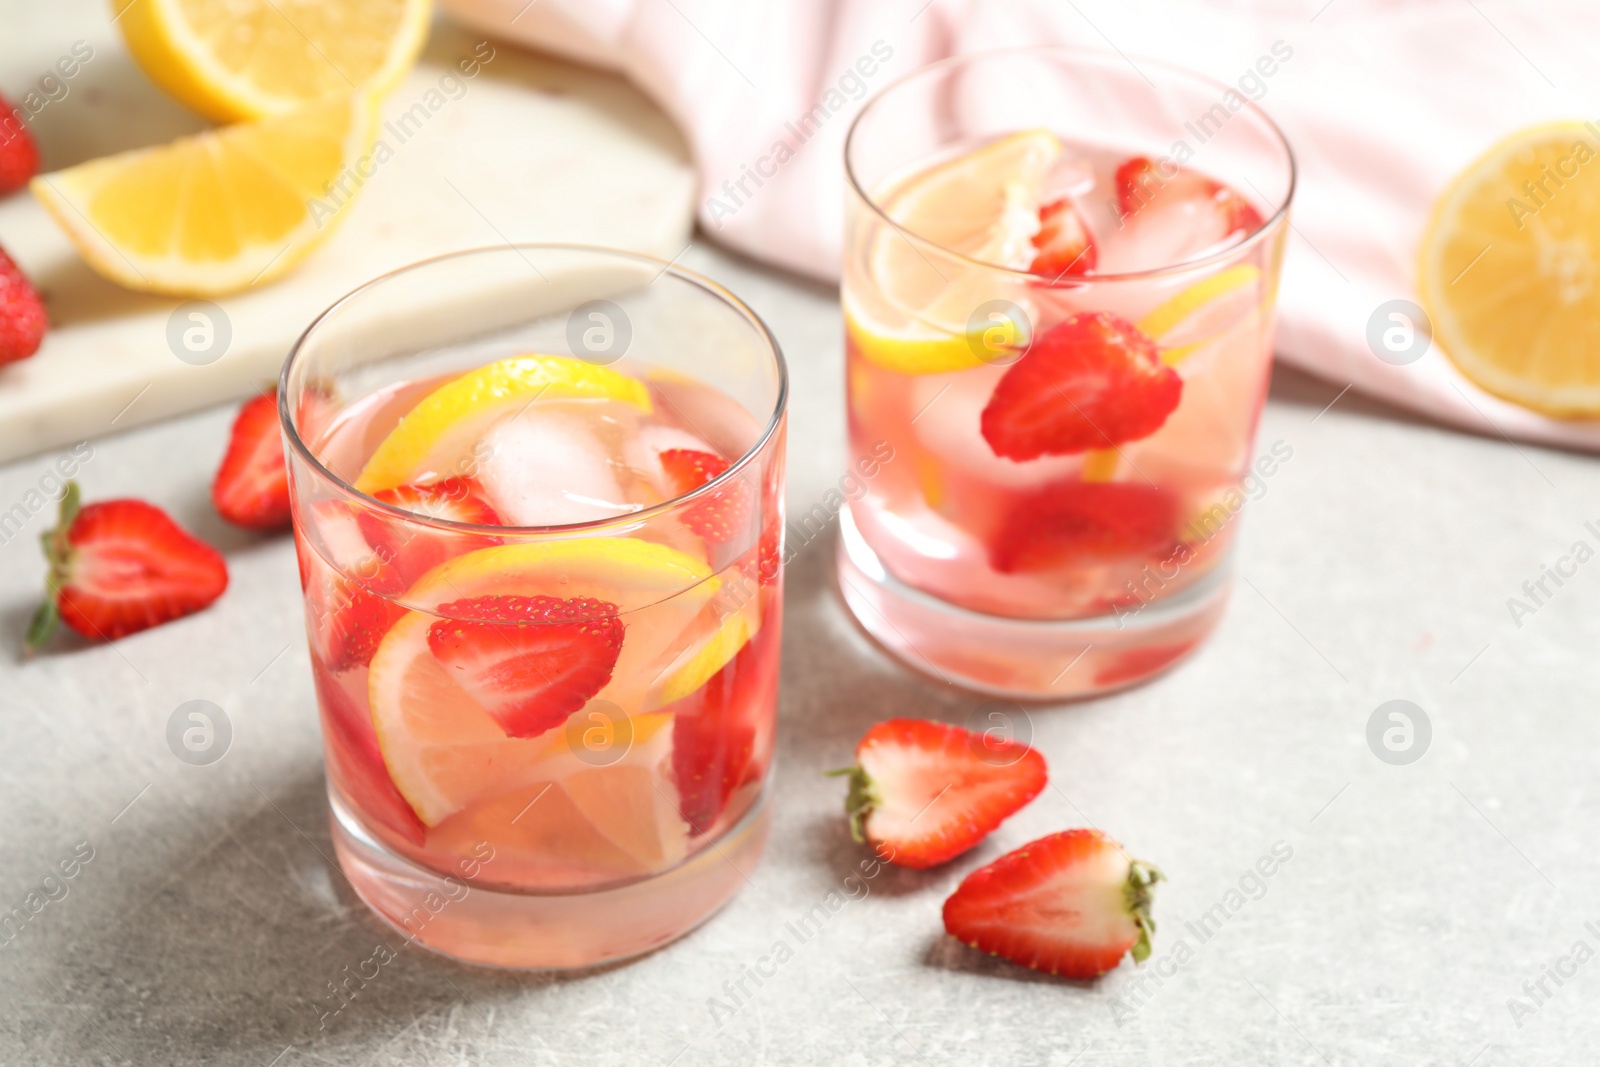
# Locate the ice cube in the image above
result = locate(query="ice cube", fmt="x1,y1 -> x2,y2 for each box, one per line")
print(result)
476,407 -> 638,526
1097,168 -> 1262,275
911,368 -> 1080,490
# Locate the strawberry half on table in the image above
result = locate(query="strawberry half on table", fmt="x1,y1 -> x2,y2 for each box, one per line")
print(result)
27,482 -> 228,653
943,828 -> 1163,980
834,718 -> 1047,869
212,390 -> 290,530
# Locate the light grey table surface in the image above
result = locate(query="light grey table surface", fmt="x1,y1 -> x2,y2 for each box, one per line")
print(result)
3,247 -> 1597,1064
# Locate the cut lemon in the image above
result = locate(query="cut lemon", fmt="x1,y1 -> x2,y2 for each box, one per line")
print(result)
1420,122 -> 1600,417
369,612 -> 689,875
355,355 -> 655,494
31,93 -> 378,296
646,593 -> 761,709
848,130 -> 1062,375
113,0 -> 431,122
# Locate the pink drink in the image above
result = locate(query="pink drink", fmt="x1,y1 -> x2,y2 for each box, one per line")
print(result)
281,248 -> 787,968
839,51 -> 1292,698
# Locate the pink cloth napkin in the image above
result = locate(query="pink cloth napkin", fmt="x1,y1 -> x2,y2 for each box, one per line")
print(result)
442,0 -> 1600,450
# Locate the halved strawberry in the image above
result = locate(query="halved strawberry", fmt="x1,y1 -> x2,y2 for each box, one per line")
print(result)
979,312 -> 1181,461
356,477 -> 502,586
670,607 -> 782,835
0,96 -> 39,194
834,718 -> 1047,869
301,502 -> 407,672
212,390 -> 290,530
427,594 -> 625,739
660,448 -> 753,545
1116,156 -> 1263,234
27,482 -> 228,653
0,245 -> 47,366
942,829 -> 1163,979
313,658 -> 425,846
1029,197 -> 1097,279
989,481 -> 1178,574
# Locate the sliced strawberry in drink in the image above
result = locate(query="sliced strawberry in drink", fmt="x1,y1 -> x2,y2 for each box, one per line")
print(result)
669,603 -> 781,836
302,502 -> 407,672
356,476 -> 502,586
980,312 -> 1181,461
427,594 -> 625,740
660,448 -> 753,545
942,828 -> 1163,979
312,658 -> 425,845
989,480 -> 1178,574
835,718 -> 1047,869
1103,156 -> 1265,274
1029,197 -> 1097,279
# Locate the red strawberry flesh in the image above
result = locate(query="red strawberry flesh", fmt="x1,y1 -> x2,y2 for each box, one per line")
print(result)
0,96 -> 39,194
357,476 -> 502,586
660,448 -> 753,545
979,312 -> 1181,460
28,483 -> 228,652
669,605 -> 781,835
989,480 -> 1178,574
212,390 -> 291,530
0,245 -> 47,366
942,828 -> 1162,979
838,718 -> 1047,869
427,594 -> 625,739
1029,197 -> 1098,279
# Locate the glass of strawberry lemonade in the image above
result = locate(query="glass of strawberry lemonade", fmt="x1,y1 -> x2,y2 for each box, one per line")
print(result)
280,246 -> 786,969
840,48 -> 1295,697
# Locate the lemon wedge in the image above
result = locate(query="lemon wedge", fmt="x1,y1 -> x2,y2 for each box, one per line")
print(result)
113,0 -> 431,122
354,355 -> 654,494
847,129 -> 1062,376
31,92 -> 378,296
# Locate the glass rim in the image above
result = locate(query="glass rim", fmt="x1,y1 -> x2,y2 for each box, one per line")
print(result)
278,242 -> 789,538
843,44 -> 1298,284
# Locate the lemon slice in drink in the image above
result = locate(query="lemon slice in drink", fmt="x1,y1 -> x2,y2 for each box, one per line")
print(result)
113,0 -> 431,122
848,130 -> 1063,375
369,612 -> 689,873
354,355 -> 654,494
31,93 -> 378,296
370,538 -> 717,826
1419,123 -> 1600,417
646,593 -> 762,709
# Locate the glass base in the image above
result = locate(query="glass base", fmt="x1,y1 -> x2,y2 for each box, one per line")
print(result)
330,790 -> 769,970
836,505 -> 1231,700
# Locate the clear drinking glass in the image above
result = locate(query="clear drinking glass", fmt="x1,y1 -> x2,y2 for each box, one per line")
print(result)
280,245 -> 786,969
839,47 -> 1294,698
